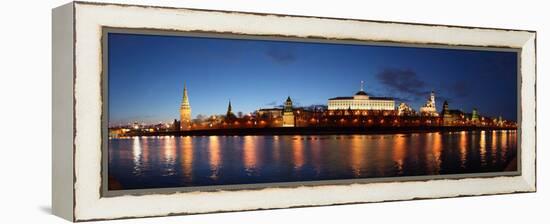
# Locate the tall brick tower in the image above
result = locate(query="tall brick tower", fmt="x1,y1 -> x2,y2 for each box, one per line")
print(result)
180,84 -> 192,130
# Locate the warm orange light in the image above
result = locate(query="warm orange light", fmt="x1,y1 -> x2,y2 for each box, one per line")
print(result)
243,136 -> 258,169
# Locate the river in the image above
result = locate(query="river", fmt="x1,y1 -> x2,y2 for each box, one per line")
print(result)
108,130 -> 517,190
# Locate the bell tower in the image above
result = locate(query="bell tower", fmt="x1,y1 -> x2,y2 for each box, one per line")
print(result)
430,90 -> 436,106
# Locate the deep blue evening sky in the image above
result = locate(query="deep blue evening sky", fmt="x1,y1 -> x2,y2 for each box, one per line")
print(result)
108,33 -> 517,125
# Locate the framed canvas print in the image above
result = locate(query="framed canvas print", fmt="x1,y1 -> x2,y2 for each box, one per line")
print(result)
52,1 -> 536,222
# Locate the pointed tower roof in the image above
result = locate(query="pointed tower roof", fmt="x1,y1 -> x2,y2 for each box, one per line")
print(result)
284,96 -> 293,112
181,83 -> 190,106
226,100 -> 235,119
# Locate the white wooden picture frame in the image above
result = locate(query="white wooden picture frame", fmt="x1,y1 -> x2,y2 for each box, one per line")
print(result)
52,1 -> 536,221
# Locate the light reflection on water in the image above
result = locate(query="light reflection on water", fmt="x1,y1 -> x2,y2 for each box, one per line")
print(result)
292,136 -> 305,170
162,136 -> 176,176
181,136 -> 193,183
108,131 -> 518,190
132,137 -> 141,176
243,136 -> 258,174
480,131 -> 487,166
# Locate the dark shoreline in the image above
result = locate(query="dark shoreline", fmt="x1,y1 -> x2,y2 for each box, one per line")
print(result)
123,126 -> 516,137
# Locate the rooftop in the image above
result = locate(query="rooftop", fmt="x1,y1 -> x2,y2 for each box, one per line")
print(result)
355,90 -> 368,96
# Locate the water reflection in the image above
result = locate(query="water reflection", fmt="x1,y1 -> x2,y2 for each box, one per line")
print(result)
132,137 -> 142,175
181,136 -> 193,182
392,135 -> 406,176
243,136 -> 258,172
500,131 -> 508,158
109,131 -> 518,190
431,132 -> 442,174
491,130 -> 498,162
141,137 -> 149,166
350,136 -> 365,177
309,136 -> 322,175
375,135 -> 389,175
292,136 -> 305,170
459,131 -> 467,168
162,136 -> 176,176
480,131 -> 487,166
208,136 -> 221,180
272,136 -> 281,163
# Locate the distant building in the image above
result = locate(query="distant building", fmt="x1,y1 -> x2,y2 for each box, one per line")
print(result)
442,101 -> 464,126
109,128 -> 129,138
172,119 -> 180,131
282,96 -> 295,127
180,84 -> 192,130
419,91 -> 439,116
256,108 -> 282,119
327,81 -> 395,111
397,102 -> 415,116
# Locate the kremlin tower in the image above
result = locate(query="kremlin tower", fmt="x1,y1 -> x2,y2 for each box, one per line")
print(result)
180,84 -> 192,130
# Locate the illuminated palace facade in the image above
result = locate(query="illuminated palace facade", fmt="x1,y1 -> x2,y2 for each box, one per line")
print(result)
327,81 -> 395,111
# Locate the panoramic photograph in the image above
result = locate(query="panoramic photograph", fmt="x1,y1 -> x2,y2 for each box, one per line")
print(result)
106,32 -> 518,191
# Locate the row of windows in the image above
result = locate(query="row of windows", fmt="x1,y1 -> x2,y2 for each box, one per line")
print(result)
329,100 -> 394,104
328,102 -> 394,107
328,103 -> 394,106
328,105 -> 395,109
329,104 -> 394,107
328,106 -> 395,110
328,104 -> 394,107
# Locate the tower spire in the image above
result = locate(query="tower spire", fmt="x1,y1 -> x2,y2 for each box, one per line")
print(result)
360,80 -> 364,91
182,83 -> 189,106
226,99 -> 235,120
228,100 -> 232,113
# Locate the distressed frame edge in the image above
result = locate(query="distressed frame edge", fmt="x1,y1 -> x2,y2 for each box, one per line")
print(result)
70,2 -> 537,221
75,0 -> 536,33
52,2 -> 75,222
520,32 -> 537,192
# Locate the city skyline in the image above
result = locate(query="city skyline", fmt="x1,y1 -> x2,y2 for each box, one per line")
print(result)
108,33 -> 518,125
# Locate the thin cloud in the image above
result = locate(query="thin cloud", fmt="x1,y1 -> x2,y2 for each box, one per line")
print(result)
265,101 -> 278,106
376,68 -> 430,98
265,47 -> 296,64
